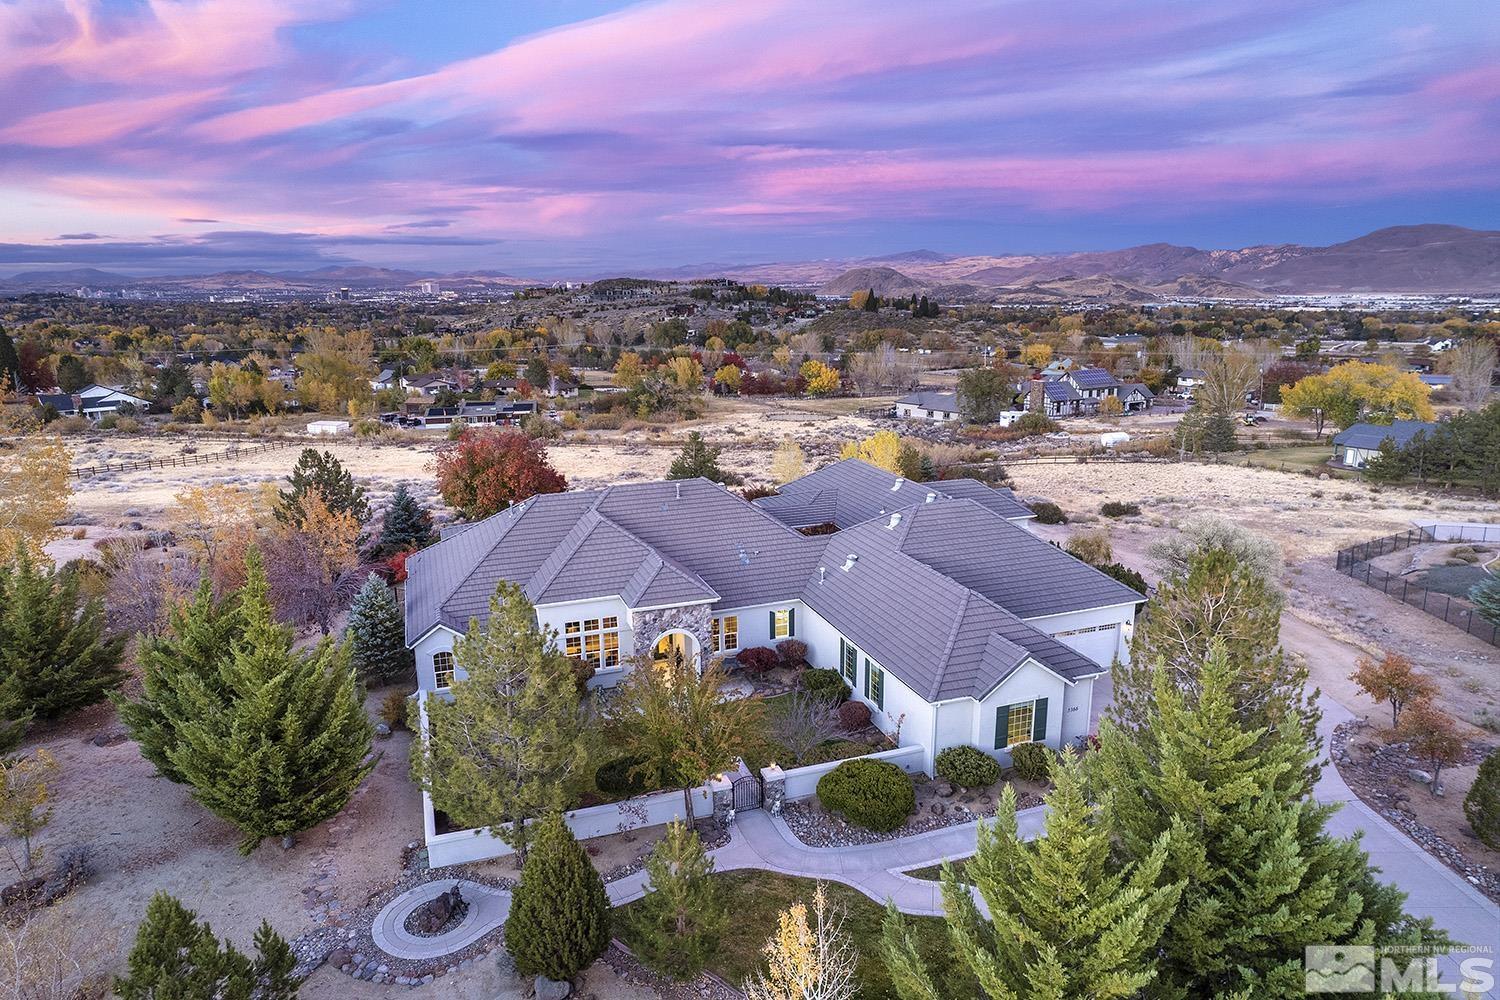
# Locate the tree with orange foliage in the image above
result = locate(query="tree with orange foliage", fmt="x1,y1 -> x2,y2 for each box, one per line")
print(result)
1349,651 -> 1437,728
434,429 -> 567,520
1398,699 -> 1465,796
263,489 -> 362,634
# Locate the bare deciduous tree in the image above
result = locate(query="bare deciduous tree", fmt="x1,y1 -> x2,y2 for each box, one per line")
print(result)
768,692 -> 842,766
744,882 -> 857,1000
1445,339 -> 1498,409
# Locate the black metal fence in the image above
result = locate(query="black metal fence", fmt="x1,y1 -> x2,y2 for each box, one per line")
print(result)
1335,526 -> 1500,648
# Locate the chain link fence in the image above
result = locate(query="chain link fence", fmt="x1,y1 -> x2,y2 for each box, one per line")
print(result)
1334,525 -> 1499,648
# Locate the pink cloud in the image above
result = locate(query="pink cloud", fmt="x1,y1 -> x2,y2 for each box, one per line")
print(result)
0,87 -> 225,146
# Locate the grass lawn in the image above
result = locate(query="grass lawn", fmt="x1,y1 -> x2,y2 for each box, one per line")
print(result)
615,870 -> 970,999
902,857 -> 970,882
1241,444 -> 1350,475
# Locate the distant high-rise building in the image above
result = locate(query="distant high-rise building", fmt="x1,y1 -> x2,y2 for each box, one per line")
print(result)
419,280 -> 439,294
338,286 -> 351,300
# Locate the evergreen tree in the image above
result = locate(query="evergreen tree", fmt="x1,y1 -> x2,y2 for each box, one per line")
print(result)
625,821 -> 727,981
1469,574 -> 1500,629
372,482 -> 435,558
666,431 -> 727,482
345,574 -> 412,684
862,288 -> 879,312
1202,411 -> 1238,452
54,355 -> 87,393
1115,546 -> 1320,791
116,577 -> 244,783
165,551 -> 375,854
411,582 -> 590,856
880,749 -> 1181,1000
1362,438 -> 1409,484
1464,750 -> 1500,850
0,328 -> 19,392
276,449 -> 369,524
505,811 -> 610,983
0,543 -> 126,721
1096,642 -> 1432,999
525,355 -> 551,389
114,892 -> 299,1000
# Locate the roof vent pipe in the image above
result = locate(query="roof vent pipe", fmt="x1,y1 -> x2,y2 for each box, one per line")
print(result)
818,567 -> 826,584
675,482 -> 681,500
890,478 -> 904,491
886,513 -> 901,530
841,553 -> 858,572
925,492 -> 937,503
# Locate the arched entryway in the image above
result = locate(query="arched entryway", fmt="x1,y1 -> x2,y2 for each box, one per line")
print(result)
651,629 -> 701,672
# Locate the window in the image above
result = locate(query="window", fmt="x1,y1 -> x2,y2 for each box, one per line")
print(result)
709,615 -> 740,653
863,658 -> 884,710
996,698 -> 1048,749
771,608 -> 794,639
433,651 -> 456,690
840,639 -> 857,685
563,616 -> 621,670
1052,623 -> 1117,639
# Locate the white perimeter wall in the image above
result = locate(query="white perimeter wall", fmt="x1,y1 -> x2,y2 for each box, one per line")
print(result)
1413,521 -> 1500,542
764,744 -> 926,802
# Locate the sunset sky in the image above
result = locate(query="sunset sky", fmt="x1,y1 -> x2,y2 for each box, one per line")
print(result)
3,0 -> 1498,276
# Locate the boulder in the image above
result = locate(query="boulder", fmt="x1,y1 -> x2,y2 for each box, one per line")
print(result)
1407,768 -> 1434,786
410,885 -> 464,934
374,722 -> 392,739
536,975 -> 572,1000
934,782 -> 955,798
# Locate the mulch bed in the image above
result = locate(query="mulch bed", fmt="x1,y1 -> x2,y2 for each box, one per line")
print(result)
1332,719 -> 1500,903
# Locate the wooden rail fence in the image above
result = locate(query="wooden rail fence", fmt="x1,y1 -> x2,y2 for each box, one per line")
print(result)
69,438 -> 302,478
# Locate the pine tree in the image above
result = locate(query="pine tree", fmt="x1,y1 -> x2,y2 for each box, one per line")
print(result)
0,543 -> 126,721
880,749 -> 1181,1000
505,811 -> 610,983
345,574 -> 412,684
666,431 -> 727,482
165,550 -> 375,854
411,582 -> 590,855
1114,546 -> 1320,792
1202,411 -> 1238,452
1464,750 -> 1500,849
116,577 -> 244,783
0,328 -> 19,392
1362,438 -> 1408,483
114,892 -> 298,1000
625,821 -> 727,980
1095,641 -> 1430,999
276,448 -> 369,524
1469,574 -> 1500,629
372,482 -> 435,557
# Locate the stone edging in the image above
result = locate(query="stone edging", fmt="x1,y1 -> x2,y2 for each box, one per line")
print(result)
1331,720 -> 1499,903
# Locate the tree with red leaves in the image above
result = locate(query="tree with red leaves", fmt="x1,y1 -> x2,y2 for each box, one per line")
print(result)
435,429 -> 567,520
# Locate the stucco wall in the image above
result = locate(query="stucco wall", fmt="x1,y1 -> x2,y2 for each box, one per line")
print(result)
1024,602 -> 1136,667
975,660 -> 1068,765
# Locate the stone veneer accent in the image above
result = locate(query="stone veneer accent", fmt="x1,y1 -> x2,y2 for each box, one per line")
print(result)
629,604 -> 714,662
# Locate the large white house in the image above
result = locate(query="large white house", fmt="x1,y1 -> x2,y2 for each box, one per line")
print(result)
404,459 -> 1142,774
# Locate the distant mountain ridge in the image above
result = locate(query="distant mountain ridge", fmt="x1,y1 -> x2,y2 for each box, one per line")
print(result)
4,224 -> 1496,298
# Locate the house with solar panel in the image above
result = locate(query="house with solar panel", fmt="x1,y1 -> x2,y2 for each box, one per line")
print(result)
404,458 -> 1143,772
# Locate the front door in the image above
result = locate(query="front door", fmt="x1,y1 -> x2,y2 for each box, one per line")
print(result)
653,632 -> 692,669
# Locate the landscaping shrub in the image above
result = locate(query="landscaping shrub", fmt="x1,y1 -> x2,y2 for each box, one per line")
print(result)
935,745 -> 1001,788
837,699 -> 871,730
775,639 -> 809,666
1097,561 -> 1148,593
1030,501 -> 1067,525
1014,412 -> 1058,435
736,647 -> 779,674
595,755 -> 651,796
378,689 -> 410,731
816,758 -> 914,832
1009,741 -> 1052,782
798,668 -> 850,703
1464,751 -> 1500,849
1100,500 -> 1141,518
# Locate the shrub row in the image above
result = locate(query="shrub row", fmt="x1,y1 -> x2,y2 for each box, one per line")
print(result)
934,745 -> 1001,788
816,758 -> 914,832
799,668 -> 850,702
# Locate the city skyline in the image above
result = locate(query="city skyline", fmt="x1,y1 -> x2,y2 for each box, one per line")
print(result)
3,0 -> 1499,276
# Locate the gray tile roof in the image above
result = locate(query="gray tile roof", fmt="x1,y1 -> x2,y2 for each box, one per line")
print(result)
1332,420 -> 1437,450
754,458 -> 1032,529
406,463 -> 1130,702
896,390 -> 960,412
1118,382 -> 1155,399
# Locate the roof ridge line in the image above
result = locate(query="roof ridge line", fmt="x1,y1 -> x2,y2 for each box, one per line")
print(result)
928,588 -> 971,700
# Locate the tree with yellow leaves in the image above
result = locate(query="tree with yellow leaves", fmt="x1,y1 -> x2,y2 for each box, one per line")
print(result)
295,327 -> 375,414
666,356 -> 704,393
0,749 -> 58,873
839,430 -> 904,474
0,434 -> 68,557
1019,343 -> 1053,369
771,439 -> 807,485
1282,361 -> 1434,438
170,485 -> 264,594
744,882 -> 857,1000
614,351 -> 646,389
799,360 -> 841,397
713,365 -> 743,393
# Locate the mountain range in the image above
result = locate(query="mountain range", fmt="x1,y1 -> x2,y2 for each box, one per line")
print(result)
4,225 -> 1497,299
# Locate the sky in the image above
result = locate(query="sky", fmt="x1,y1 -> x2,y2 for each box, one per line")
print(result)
2,0 -> 1498,277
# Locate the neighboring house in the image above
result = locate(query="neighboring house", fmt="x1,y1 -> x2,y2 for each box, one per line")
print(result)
407,400 -> 538,428
1174,368 -> 1207,395
546,374 -> 580,398
402,373 -> 459,396
1419,374 -> 1454,389
34,392 -> 80,416
405,459 -> 1142,774
1332,420 -> 1437,469
77,384 -> 152,418
895,390 -> 962,423
1117,383 -> 1155,413
1033,378 -> 1083,417
370,368 -> 397,391
1063,367 -> 1122,403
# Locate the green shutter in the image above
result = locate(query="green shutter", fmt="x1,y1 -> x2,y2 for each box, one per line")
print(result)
788,607 -> 796,635
769,610 -> 775,637
1032,697 -> 1048,743
995,705 -> 1009,749
872,665 -> 884,710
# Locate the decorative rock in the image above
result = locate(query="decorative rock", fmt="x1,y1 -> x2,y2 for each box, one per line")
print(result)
536,975 -> 573,1000
935,782 -> 956,798
375,722 -> 392,739
929,802 -> 946,816
1407,768 -> 1434,786
408,885 -> 463,934
328,949 -> 351,970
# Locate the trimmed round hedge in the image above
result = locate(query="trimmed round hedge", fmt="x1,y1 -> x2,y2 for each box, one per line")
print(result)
934,745 -> 1001,788
1009,741 -> 1052,782
816,758 -> 914,832
799,668 -> 851,703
